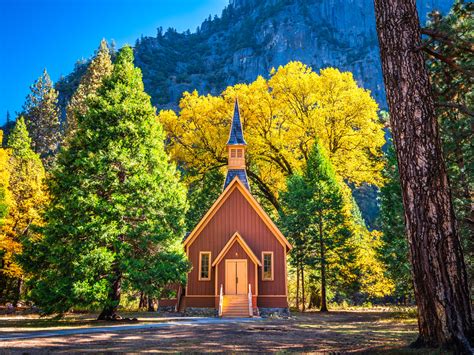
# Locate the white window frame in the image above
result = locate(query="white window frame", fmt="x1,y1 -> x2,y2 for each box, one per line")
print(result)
198,251 -> 211,281
262,251 -> 274,281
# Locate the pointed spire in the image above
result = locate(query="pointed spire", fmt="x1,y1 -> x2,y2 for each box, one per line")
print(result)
227,99 -> 246,145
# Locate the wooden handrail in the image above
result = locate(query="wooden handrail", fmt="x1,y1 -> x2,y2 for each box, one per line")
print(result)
218,284 -> 224,317
175,284 -> 182,313
248,283 -> 252,317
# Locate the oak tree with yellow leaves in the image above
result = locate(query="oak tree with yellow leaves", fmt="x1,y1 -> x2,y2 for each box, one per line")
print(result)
0,118 -> 48,304
160,62 -> 385,211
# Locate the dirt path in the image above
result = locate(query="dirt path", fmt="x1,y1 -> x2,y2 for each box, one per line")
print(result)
0,311 -> 425,353
0,317 -> 257,340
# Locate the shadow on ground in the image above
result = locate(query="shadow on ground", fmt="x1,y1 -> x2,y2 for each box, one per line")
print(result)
0,311 -> 439,354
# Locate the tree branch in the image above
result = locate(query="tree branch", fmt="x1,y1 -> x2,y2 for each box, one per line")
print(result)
421,47 -> 474,77
421,28 -> 474,54
246,169 -> 280,211
435,102 -> 474,117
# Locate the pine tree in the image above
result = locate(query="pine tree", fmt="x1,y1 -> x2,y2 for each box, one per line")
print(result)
26,46 -> 189,319
279,174 -> 314,311
423,1 -> 473,291
378,142 -> 412,302
2,112 -> 17,146
23,70 -> 61,168
280,142 -> 352,312
64,39 -> 113,144
0,118 -> 47,304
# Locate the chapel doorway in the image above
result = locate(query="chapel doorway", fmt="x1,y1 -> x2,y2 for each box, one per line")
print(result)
225,259 -> 247,295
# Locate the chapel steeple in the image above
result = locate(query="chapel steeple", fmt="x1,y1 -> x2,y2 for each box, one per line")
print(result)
223,100 -> 250,191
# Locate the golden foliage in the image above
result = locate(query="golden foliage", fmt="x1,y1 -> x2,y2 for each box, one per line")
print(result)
160,62 -> 385,208
0,123 -> 49,279
355,230 -> 395,297
0,132 -> 15,276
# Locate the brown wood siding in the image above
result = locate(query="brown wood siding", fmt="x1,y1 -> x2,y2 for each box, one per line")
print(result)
187,188 -> 287,297
258,296 -> 288,308
184,296 -> 216,308
216,241 -> 256,295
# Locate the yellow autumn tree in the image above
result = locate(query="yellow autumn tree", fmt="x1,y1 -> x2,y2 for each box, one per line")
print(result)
160,62 -> 385,210
0,131 -> 11,224
0,131 -> 13,276
356,230 -> 395,297
0,117 -> 48,283
339,184 -> 394,297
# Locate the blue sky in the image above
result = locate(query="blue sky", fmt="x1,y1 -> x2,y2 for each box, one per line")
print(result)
0,0 -> 228,123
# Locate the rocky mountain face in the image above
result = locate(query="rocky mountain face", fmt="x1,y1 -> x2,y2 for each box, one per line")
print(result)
134,0 -> 453,110
131,0 -> 452,228
48,0 -> 452,228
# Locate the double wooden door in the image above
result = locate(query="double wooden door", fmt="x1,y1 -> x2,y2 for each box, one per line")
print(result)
225,259 -> 247,295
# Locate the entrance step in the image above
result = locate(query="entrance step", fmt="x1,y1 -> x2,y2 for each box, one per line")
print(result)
222,295 -> 251,317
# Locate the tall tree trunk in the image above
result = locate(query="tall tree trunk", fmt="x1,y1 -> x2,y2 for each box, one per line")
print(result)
374,0 -> 473,351
308,284 -> 320,309
0,276 -> 7,301
296,261 -> 300,312
319,222 -> 328,312
148,297 -> 155,312
13,277 -> 23,307
139,292 -> 146,309
98,266 -> 122,320
301,266 -> 305,312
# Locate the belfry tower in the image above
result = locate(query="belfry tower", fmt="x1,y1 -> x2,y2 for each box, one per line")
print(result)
223,100 -> 250,190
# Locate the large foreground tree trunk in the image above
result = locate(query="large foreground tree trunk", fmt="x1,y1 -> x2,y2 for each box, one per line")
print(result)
374,0 -> 473,351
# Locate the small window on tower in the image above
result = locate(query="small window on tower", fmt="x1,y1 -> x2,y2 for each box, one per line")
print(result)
231,149 -> 236,158
237,149 -> 243,158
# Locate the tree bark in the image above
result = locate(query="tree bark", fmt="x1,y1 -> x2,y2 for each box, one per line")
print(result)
374,0 -> 473,351
98,266 -> 122,320
319,222 -> 328,312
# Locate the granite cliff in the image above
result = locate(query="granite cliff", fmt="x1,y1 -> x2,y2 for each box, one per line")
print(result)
134,0 -> 453,109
